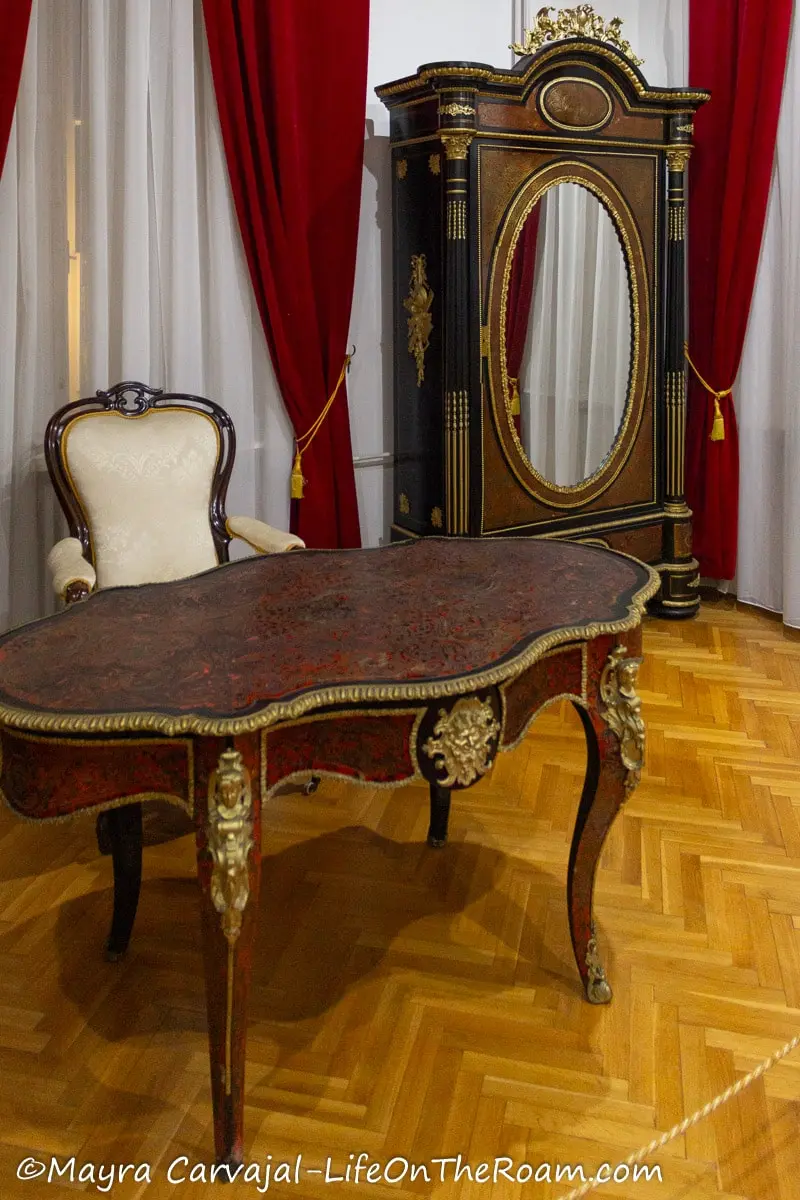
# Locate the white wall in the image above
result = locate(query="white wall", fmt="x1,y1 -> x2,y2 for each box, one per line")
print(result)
591,0 -> 688,86
346,0 -> 686,546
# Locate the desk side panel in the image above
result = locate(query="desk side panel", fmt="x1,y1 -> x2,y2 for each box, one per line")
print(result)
0,731 -> 194,820
500,645 -> 586,748
266,711 -> 422,790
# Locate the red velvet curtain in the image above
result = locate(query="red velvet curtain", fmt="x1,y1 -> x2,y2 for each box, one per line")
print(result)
0,1 -> 32,171
505,210 -> 540,435
202,0 -> 367,548
685,0 -> 792,579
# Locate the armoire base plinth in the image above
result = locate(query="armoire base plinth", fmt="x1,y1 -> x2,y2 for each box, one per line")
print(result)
648,561 -> 701,620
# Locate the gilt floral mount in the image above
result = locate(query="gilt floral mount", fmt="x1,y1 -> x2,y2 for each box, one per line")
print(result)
511,5 -> 644,67
404,254 -> 434,388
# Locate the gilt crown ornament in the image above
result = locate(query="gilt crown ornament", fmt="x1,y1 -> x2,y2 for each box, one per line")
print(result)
510,5 -> 644,66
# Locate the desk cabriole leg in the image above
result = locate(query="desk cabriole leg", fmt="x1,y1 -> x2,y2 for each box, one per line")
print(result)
104,802 -> 143,961
568,636 -> 645,1004
427,783 -> 452,847
195,735 -> 262,1167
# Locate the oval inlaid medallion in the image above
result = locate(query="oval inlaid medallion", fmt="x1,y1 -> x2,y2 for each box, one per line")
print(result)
540,78 -> 613,131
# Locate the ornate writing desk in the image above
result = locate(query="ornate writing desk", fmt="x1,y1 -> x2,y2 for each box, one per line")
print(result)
0,539 -> 657,1164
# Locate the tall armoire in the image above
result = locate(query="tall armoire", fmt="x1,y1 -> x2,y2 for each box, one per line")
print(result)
377,6 -> 708,618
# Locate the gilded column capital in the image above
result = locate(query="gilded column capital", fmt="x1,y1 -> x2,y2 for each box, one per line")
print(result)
440,131 -> 475,161
666,146 -> 692,173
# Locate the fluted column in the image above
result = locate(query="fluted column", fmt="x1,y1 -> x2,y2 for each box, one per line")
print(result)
657,115 -> 700,617
440,96 -> 475,536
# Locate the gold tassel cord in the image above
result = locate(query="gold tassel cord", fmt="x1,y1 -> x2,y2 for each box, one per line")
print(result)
509,377 -> 521,417
290,351 -> 354,501
684,344 -> 732,443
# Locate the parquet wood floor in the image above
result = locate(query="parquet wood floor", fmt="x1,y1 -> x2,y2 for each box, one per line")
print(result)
1,600 -> 799,1198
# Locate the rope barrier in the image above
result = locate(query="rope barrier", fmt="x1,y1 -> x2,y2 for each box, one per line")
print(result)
556,1030 -> 800,1200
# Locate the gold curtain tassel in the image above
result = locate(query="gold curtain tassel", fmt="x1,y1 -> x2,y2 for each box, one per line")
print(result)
509,377 -> 521,417
290,450 -> 305,499
684,344 -> 732,445
290,349 -> 355,503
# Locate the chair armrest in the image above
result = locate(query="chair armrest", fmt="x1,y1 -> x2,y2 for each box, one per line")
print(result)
226,516 -> 305,554
47,538 -> 97,602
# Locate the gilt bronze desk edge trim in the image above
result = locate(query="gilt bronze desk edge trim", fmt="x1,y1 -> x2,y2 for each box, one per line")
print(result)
0,565 -> 659,738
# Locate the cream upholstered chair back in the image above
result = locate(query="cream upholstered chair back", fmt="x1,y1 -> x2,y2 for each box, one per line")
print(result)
45,381 -> 302,601
60,408 -> 222,588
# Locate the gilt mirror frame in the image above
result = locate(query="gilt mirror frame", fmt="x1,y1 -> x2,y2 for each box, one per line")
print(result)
488,162 -> 646,506
479,43 -> 665,518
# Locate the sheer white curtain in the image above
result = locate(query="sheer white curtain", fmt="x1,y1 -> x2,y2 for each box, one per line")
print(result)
0,0 -> 295,636
78,0 -> 293,543
0,2 -> 70,632
735,11 -> 800,625
520,185 -> 631,484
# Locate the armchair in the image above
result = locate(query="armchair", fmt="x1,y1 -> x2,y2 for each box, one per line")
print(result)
45,380 -> 303,598
43,381 -> 313,957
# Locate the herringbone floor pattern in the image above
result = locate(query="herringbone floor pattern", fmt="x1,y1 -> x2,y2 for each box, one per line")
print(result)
1,600 -> 799,1198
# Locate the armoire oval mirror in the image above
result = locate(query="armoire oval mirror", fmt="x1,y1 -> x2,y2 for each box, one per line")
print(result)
503,181 -> 634,488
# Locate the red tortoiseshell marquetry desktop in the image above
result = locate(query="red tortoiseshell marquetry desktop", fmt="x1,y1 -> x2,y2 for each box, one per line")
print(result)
0,538 -> 657,1165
